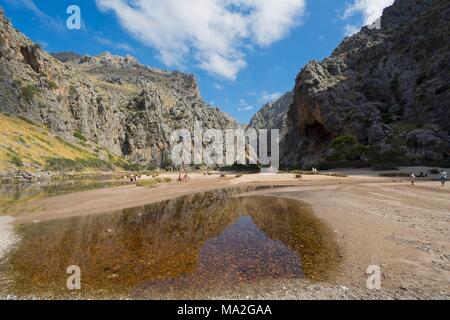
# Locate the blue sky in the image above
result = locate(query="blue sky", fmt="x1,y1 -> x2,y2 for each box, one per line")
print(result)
0,0 -> 393,123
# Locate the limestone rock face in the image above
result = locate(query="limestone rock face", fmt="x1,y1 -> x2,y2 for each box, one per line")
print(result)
0,9 -> 236,168
249,91 -> 293,138
282,0 -> 450,168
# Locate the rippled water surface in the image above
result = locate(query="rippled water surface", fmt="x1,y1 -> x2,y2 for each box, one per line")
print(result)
1,190 -> 340,299
0,178 -> 129,215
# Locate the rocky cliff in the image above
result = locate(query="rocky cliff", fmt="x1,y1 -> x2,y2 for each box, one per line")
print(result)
0,8 -> 236,173
282,0 -> 450,169
249,91 -> 293,138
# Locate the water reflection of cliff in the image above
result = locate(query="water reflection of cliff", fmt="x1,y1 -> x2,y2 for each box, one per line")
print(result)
3,188 -> 340,298
244,196 -> 340,281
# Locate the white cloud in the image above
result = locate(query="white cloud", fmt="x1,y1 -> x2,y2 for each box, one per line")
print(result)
260,91 -> 283,104
94,36 -> 135,52
238,99 -> 254,111
213,83 -> 224,91
343,0 -> 394,26
95,0 -> 306,80
343,24 -> 360,36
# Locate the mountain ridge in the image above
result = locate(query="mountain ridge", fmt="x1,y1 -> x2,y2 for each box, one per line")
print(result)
249,91 -> 293,138
1,1 -> 449,175
0,7 -> 236,174
281,0 -> 450,169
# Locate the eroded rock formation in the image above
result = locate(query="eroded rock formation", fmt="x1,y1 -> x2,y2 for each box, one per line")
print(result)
282,0 -> 450,168
0,9 -> 236,169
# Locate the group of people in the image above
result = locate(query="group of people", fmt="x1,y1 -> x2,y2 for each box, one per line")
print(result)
410,170 -> 447,186
128,174 -> 138,183
178,172 -> 190,183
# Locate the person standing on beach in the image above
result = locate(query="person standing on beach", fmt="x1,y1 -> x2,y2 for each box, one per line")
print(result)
440,170 -> 448,187
410,172 -> 416,186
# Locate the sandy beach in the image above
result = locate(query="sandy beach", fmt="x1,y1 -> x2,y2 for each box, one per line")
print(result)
1,167 -> 449,299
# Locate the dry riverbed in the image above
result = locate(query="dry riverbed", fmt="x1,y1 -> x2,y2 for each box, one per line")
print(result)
0,168 -> 449,300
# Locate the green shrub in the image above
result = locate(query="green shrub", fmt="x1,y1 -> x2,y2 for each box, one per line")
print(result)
77,158 -> 112,170
136,177 -> 171,187
115,160 -> 159,172
45,158 -> 81,171
145,163 -> 158,171
44,79 -> 58,90
330,135 -> 358,150
21,85 -> 40,103
32,134 -> 52,146
73,130 -> 87,142
219,163 -> 260,173
366,145 -> 407,170
136,179 -> 158,187
161,158 -> 173,169
295,174 -> 302,179
108,154 -> 132,170
45,157 -> 112,172
290,170 -> 316,175
9,154 -> 23,167
122,163 -> 144,171
16,136 -> 26,144
69,86 -> 78,96
329,135 -> 367,161
14,79 -> 23,87
235,174 -> 243,178
55,137 -> 83,152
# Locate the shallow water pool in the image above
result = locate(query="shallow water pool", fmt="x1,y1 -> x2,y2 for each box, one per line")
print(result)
0,189 -> 340,299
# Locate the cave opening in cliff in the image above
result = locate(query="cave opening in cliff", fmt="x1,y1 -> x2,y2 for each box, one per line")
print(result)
304,122 -> 332,143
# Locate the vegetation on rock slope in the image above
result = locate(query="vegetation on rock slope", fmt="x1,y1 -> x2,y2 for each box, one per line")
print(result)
0,10 -> 236,174
0,112 -> 132,174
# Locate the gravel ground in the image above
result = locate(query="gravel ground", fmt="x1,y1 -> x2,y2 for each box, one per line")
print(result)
1,172 -> 449,300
